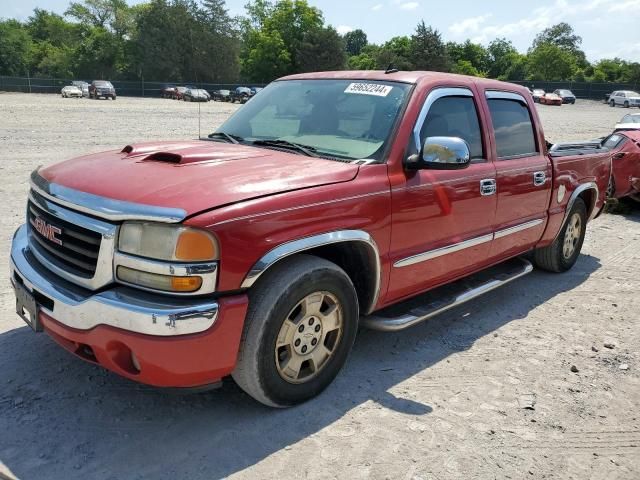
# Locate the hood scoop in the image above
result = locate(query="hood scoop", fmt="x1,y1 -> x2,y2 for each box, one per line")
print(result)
142,151 -> 183,163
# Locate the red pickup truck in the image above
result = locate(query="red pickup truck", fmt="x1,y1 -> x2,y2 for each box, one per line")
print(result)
11,71 -> 611,407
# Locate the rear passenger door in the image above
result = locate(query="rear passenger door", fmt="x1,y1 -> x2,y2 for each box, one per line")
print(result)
483,91 -> 552,260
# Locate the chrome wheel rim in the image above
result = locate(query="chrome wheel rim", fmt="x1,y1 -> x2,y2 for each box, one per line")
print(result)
563,213 -> 582,259
275,291 -> 343,384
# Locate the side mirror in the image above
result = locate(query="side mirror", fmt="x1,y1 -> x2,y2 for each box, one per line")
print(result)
406,136 -> 471,170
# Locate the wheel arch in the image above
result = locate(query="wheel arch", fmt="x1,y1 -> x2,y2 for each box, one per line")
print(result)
241,230 -> 381,315
553,182 -> 598,242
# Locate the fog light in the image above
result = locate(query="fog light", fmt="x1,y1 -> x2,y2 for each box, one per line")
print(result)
117,266 -> 202,293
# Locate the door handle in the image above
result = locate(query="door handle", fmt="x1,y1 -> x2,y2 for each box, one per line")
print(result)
533,171 -> 546,186
480,179 -> 496,196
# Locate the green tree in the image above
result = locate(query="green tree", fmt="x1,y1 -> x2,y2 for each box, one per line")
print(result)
447,40 -> 489,75
487,38 -> 518,79
409,21 -> 449,72
243,29 -> 290,81
452,59 -> 484,77
297,26 -> 346,72
343,28 -> 367,56
0,20 -> 32,76
530,22 -> 587,69
526,42 -> 577,81
376,36 -> 412,70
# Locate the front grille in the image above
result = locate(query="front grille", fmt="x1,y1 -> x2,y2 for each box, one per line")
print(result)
27,198 -> 102,278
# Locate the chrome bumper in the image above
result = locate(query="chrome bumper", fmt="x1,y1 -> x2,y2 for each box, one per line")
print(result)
10,224 -> 218,336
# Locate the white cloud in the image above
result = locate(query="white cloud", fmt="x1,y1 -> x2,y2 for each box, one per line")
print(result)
336,25 -> 354,35
399,2 -> 419,10
447,0 -> 640,61
448,14 -> 492,36
372,3 -> 383,11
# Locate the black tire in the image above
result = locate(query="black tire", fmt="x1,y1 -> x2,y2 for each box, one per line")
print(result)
610,100 -> 615,107
533,198 -> 587,273
232,255 -> 359,407
624,101 -> 630,108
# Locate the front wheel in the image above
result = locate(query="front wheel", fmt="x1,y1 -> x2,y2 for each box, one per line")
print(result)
232,255 -> 359,407
533,198 -> 587,272
624,101 -> 630,108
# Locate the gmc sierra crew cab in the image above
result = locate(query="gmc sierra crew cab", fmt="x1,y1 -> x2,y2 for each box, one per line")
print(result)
11,71 -> 611,407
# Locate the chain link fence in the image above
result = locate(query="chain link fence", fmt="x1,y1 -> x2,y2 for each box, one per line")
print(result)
1,75 -> 637,100
0,76 -> 265,97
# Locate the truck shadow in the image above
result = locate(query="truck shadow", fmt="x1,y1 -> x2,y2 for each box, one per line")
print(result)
0,255 -> 601,480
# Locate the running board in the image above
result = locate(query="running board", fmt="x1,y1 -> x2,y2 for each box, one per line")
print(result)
361,257 -> 533,332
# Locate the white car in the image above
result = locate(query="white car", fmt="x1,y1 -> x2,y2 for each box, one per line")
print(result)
614,113 -> 640,131
61,85 -> 83,98
609,90 -> 640,108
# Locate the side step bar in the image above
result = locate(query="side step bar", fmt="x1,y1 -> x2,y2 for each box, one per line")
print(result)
361,257 -> 533,332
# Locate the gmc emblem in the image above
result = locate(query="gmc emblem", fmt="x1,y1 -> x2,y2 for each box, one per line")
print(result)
32,216 -> 62,245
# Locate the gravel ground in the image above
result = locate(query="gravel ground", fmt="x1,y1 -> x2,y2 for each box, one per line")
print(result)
0,93 -> 639,480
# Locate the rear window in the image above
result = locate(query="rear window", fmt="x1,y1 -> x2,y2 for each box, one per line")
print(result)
487,99 -> 537,158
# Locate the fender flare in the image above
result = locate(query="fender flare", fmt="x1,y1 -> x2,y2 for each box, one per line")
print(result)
554,181 -> 598,241
240,230 -> 382,314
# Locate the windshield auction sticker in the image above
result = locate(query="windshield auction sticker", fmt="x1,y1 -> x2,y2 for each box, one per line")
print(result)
344,83 -> 393,97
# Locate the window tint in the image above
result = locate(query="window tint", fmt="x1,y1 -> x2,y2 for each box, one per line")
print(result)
419,96 -> 484,159
487,98 -> 537,158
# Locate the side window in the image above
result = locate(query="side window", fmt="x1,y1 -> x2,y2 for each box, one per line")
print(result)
602,134 -> 626,150
487,98 -> 538,158
419,96 -> 484,159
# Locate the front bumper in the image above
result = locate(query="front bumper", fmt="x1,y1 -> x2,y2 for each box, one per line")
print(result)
10,224 -> 248,387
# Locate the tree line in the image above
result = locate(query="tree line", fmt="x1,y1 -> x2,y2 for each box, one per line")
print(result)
1,0 -> 639,85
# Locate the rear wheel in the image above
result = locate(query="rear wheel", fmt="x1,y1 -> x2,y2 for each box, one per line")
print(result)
533,198 -> 587,273
232,255 -> 359,407
610,100 -> 615,107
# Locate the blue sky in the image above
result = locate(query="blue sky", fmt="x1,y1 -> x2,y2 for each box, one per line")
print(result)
4,0 -> 640,61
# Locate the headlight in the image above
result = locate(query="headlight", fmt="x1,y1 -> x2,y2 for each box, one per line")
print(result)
118,222 -> 218,261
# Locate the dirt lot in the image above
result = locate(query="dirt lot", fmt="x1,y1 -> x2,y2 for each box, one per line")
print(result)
0,93 -> 639,480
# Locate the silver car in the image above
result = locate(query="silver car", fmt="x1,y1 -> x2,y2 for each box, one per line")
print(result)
609,90 -> 640,108
61,85 -> 83,98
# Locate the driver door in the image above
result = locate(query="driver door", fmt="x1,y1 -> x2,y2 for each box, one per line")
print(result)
388,87 -> 497,301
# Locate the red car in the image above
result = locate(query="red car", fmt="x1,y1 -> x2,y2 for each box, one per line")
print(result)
603,131 -> 640,202
11,71 -> 610,407
160,85 -> 176,98
539,92 -> 563,106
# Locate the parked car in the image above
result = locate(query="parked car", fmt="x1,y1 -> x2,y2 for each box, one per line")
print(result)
531,89 -> 545,103
172,86 -> 188,100
604,92 -> 612,104
61,85 -> 83,98
601,131 -> 640,202
539,92 -> 563,106
614,113 -> 640,131
183,88 -> 210,102
160,85 -> 176,98
609,90 -> 640,108
71,81 -> 89,97
231,86 -> 252,103
211,89 -> 232,102
10,71 -> 611,407
553,89 -> 576,104
89,80 -> 116,100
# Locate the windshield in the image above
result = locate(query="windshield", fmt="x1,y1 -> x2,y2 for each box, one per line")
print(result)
214,79 -> 411,161
559,90 -> 573,95
533,89 -> 544,95
95,81 -> 112,87
621,115 -> 640,123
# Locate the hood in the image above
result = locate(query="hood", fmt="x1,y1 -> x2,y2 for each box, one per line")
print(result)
39,140 -> 360,218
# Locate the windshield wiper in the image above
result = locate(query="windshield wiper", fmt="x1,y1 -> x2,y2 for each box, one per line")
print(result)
206,132 -> 244,144
251,139 -> 319,157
